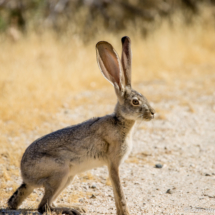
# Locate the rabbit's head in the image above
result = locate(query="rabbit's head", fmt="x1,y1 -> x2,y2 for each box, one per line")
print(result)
96,36 -> 154,121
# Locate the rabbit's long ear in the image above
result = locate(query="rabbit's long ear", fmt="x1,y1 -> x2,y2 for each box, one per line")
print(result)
96,41 -> 125,94
121,36 -> 132,87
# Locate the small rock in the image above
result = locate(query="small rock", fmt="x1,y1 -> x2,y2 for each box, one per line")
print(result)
90,194 -> 96,199
91,184 -> 97,189
205,173 -> 211,176
6,187 -> 13,192
79,198 -> 84,203
166,189 -> 172,194
64,110 -> 69,114
155,164 -> 163,168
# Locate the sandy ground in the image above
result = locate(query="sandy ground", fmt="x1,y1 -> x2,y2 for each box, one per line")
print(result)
1,79 -> 215,215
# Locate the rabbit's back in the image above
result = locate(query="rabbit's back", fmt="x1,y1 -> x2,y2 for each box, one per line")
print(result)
20,116 -> 115,185
22,117 -> 106,157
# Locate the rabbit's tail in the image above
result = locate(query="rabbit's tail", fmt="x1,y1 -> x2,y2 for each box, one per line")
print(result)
7,183 -> 33,209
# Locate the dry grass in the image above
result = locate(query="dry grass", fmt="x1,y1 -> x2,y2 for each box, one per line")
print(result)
1,6 -> 215,208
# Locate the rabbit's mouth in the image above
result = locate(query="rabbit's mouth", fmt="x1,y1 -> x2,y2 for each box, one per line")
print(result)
144,108 -> 155,121
144,116 -> 153,121
139,112 -> 154,121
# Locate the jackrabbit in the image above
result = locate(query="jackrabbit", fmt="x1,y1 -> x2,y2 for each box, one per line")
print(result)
8,36 -> 154,215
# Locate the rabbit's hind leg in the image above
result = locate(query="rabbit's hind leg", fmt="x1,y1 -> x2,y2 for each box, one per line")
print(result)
51,175 -> 74,206
38,170 -> 70,214
38,172 -> 81,215
7,183 -> 34,209
52,176 -> 86,215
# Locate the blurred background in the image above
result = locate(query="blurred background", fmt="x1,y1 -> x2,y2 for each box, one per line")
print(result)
0,0 -> 214,127
0,0 -> 215,211
1,0 -> 215,41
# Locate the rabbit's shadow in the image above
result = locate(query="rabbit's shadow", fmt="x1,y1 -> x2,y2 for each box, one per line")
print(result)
0,206 -> 84,215
0,209 -> 39,215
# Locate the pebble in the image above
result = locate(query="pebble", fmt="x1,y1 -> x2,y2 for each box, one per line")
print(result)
91,184 -> 97,189
155,164 -> 163,168
8,187 -> 12,191
90,194 -> 96,199
166,189 -> 172,194
79,198 -> 84,203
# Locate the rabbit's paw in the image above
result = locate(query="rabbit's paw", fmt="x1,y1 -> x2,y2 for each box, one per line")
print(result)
55,203 -> 86,214
70,204 -> 86,213
61,209 -> 81,215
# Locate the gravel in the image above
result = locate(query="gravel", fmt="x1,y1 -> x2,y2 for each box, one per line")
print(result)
1,80 -> 215,215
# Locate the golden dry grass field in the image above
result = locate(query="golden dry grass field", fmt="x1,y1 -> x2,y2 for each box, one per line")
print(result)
1,8 -> 215,213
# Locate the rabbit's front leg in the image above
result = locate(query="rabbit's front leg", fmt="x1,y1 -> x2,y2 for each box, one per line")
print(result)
108,164 -> 130,215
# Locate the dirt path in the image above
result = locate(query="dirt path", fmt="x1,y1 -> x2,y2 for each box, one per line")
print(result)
1,79 -> 215,215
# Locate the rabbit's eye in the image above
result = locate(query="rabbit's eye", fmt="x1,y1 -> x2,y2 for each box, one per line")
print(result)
132,99 -> 139,106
